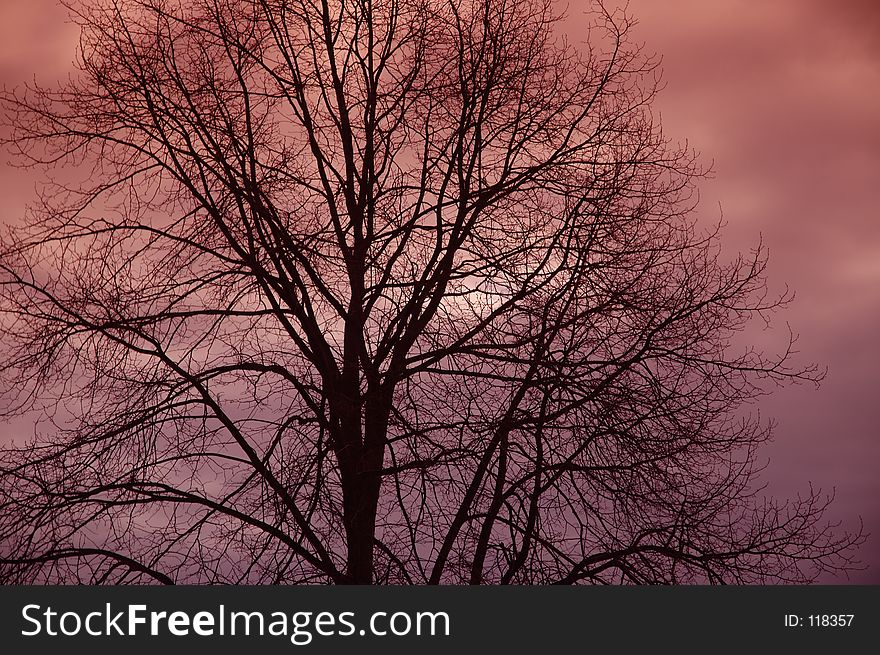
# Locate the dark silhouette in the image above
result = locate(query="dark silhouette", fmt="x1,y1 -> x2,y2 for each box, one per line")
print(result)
0,0 -> 861,584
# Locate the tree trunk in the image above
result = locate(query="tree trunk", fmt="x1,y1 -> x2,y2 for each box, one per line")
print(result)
338,392 -> 390,584
341,461 -> 382,584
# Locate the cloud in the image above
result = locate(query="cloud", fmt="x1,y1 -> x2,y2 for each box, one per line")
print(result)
597,0 -> 880,581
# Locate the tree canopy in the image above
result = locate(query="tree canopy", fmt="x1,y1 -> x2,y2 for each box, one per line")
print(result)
0,0 -> 861,584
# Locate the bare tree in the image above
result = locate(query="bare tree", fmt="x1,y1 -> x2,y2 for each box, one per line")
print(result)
0,0 -> 861,584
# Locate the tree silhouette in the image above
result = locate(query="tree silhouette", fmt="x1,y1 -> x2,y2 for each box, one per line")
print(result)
0,0 -> 861,584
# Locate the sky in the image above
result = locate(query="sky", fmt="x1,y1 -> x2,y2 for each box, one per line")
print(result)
598,0 -> 880,582
0,0 -> 878,582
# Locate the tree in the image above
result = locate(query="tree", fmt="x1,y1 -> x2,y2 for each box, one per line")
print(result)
0,0 -> 861,585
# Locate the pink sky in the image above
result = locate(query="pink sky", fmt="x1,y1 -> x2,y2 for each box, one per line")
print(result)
1,0 -> 878,581
608,0 -> 880,582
